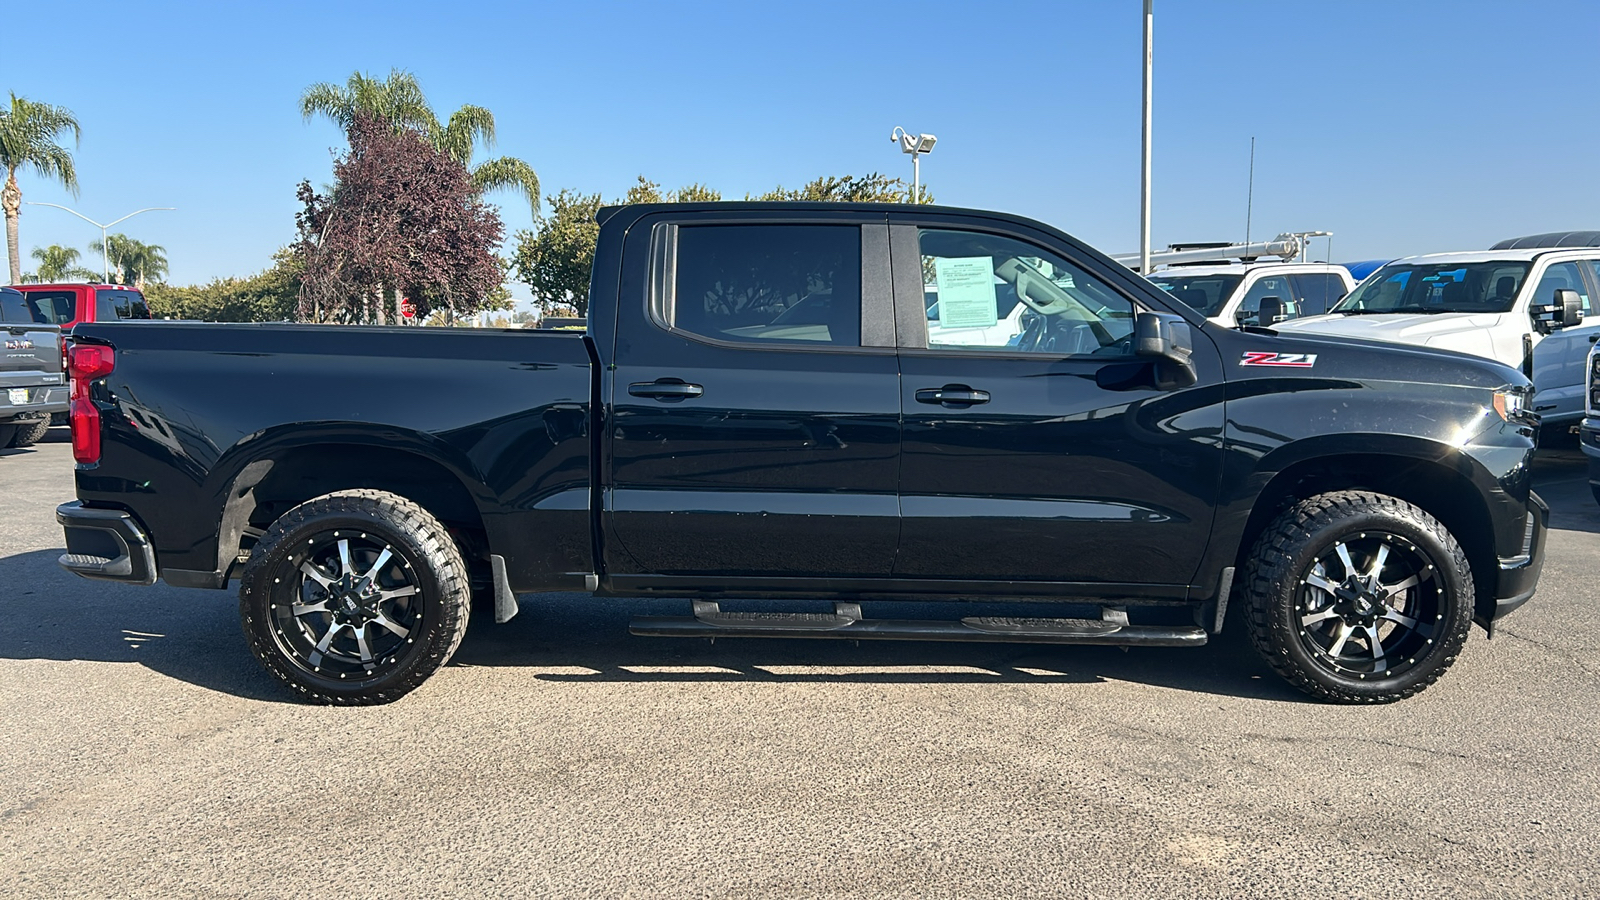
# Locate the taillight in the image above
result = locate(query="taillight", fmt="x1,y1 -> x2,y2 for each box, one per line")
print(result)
67,343 -> 115,464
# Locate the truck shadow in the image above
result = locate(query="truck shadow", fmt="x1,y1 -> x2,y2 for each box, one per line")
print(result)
455,593 -> 1304,702
0,547 -> 1303,704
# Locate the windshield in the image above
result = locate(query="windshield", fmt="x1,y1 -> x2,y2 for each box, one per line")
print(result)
1331,262 -> 1530,314
1147,273 -> 1243,317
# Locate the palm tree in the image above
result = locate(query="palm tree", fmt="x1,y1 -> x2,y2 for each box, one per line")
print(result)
0,93 -> 82,285
29,244 -> 94,282
300,70 -> 539,213
99,234 -> 168,288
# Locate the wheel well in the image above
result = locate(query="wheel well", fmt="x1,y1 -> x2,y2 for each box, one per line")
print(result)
1235,454 -> 1496,614
231,445 -> 490,568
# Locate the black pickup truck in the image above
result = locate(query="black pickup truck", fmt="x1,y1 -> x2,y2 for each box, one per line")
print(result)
57,203 -> 1547,705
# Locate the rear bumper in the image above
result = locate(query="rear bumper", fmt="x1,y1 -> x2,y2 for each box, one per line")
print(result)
56,501 -> 157,585
1486,491 -> 1547,623
0,383 -> 68,422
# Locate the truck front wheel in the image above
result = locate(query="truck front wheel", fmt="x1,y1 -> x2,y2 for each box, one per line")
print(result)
1242,490 -> 1473,703
238,490 -> 472,704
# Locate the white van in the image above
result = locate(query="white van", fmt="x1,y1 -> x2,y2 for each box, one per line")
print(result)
1145,262 -> 1355,329
1275,250 -> 1594,425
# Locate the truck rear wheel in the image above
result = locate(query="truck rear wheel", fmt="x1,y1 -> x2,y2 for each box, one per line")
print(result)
1241,490 -> 1473,703
8,420 -> 50,448
238,489 -> 472,705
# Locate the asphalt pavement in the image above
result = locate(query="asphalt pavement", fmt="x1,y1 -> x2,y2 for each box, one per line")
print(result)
2,427 -> 1597,899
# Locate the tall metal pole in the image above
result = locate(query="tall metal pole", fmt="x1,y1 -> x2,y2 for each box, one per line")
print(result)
1139,0 -> 1153,274
24,203 -> 174,283
913,154 -> 921,204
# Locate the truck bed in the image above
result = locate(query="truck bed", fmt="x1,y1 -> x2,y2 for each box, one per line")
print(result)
69,321 -> 595,591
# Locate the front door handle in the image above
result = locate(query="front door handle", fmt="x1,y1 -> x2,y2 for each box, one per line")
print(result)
915,385 -> 990,407
629,379 -> 704,401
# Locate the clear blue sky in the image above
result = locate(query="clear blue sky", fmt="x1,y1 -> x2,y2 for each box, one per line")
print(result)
8,0 -> 1599,298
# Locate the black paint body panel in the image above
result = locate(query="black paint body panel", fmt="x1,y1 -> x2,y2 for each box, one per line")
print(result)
64,202 -> 1544,626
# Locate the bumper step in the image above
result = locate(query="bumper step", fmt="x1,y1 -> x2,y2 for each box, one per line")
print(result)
630,601 -> 1206,647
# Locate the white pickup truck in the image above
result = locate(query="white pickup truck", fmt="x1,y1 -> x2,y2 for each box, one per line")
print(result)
1145,262 -> 1355,329
1276,249 -> 1595,426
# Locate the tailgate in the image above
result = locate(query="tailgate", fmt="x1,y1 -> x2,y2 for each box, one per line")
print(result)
0,323 -> 64,389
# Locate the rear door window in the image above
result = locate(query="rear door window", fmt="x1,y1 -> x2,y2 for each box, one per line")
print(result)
18,290 -> 75,324
0,289 -> 52,324
666,225 -> 862,346
96,289 -> 151,320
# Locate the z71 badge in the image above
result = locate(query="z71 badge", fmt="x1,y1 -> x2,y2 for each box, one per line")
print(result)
1240,351 -> 1317,368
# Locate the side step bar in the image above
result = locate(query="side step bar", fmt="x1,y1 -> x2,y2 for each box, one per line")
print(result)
629,601 -> 1206,647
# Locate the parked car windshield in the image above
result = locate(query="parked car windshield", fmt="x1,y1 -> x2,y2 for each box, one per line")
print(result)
1147,273 -> 1243,317
1330,261 -> 1530,314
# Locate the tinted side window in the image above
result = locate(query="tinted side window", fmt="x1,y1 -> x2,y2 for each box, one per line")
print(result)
1234,274 -> 1297,324
96,289 -> 151,320
919,229 -> 1135,356
670,225 -> 861,346
0,289 -> 49,324
1536,262 -> 1592,313
19,289 -> 75,324
1290,273 -> 1345,316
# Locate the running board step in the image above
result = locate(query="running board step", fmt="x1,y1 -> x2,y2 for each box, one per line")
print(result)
629,602 -> 1206,647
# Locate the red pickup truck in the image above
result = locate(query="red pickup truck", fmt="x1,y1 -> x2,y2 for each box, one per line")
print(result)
6,283 -> 150,329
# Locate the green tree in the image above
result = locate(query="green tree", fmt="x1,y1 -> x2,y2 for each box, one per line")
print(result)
750,172 -> 930,203
99,234 -> 168,288
0,93 -> 82,284
511,188 -> 602,316
512,174 -> 921,315
300,69 -> 539,214
144,249 -> 302,322
29,244 -> 94,282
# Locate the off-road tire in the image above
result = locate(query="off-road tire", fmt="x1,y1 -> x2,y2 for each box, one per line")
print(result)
0,424 -> 17,449
7,420 -> 50,448
1242,490 -> 1474,703
239,489 -> 471,705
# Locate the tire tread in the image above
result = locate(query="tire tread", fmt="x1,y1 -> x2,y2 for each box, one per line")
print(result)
238,489 -> 472,705
1241,490 -> 1474,704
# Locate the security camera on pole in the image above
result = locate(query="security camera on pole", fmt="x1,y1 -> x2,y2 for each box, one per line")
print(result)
889,127 -> 937,203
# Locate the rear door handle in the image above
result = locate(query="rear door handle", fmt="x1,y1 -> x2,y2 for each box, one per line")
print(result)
629,379 -> 704,401
915,385 -> 990,407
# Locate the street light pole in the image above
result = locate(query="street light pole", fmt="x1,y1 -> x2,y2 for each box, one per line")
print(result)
1140,0 -> 1154,275
890,127 -> 938,204
25,203 -> 175,283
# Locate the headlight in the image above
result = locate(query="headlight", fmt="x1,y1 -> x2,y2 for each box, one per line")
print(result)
1493,389 -> 1532,423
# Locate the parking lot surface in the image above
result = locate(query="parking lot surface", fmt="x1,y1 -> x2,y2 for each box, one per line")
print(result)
3,427 -> 1598,899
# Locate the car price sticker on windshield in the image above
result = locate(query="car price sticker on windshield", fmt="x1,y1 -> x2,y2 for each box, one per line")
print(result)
933,256 -> 999,329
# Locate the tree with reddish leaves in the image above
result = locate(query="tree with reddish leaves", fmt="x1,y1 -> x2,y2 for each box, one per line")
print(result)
296,115 -> 505,324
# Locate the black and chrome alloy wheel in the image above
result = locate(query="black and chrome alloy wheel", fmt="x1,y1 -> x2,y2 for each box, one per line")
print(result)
1296,531 -> 1443,681
1243,490 -> 1474,703
239,490 -> 472,705
269,531 -> 424,681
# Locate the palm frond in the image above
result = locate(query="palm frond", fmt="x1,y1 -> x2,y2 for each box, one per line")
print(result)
300,69 -> 437,134
470,156 -> 540,212
435,104 -> 496,164
0,92 -> 82,195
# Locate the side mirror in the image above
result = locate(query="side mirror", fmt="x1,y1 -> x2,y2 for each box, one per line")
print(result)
1258,296 -> 1289,325
1534,288 -> 1586,334
1134,311 -> 1197,389
1555,288 -> 1585,329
